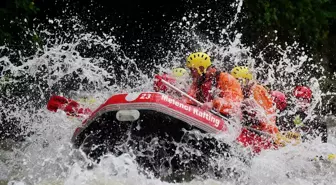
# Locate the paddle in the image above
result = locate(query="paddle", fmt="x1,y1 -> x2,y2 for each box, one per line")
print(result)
159,78 -> 273,137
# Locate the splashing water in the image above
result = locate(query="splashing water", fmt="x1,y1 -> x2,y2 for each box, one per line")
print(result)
1,0 -> 336,184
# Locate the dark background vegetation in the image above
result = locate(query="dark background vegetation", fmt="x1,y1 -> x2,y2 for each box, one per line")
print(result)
0,0 -> 336,113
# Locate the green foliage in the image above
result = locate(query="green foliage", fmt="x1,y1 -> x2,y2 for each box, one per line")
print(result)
241,0 -> 336,50
0,0 -> 39,51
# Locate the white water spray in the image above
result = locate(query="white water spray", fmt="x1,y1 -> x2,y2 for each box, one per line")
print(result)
1,0 -> 336,184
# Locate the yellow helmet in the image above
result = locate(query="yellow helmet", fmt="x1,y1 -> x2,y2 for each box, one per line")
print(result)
186,52 -> 212,75
171,68 -> 187,78
231,66 -> 253,80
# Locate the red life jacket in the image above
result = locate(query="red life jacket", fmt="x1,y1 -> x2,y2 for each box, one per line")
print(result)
194,67 -> 220,103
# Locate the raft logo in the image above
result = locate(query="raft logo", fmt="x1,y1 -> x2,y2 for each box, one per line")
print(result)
161,95 -> 191,112
192,108 -> 220,127
161,95 -> 221,127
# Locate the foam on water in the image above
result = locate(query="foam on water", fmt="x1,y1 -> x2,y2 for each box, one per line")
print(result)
1,0 -> 336,184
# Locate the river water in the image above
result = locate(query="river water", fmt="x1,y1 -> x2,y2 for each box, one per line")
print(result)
1,0 -> 336,184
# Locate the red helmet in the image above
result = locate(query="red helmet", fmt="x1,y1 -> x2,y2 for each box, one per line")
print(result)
293,86 -> 312,100
271,90 -> 287,111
